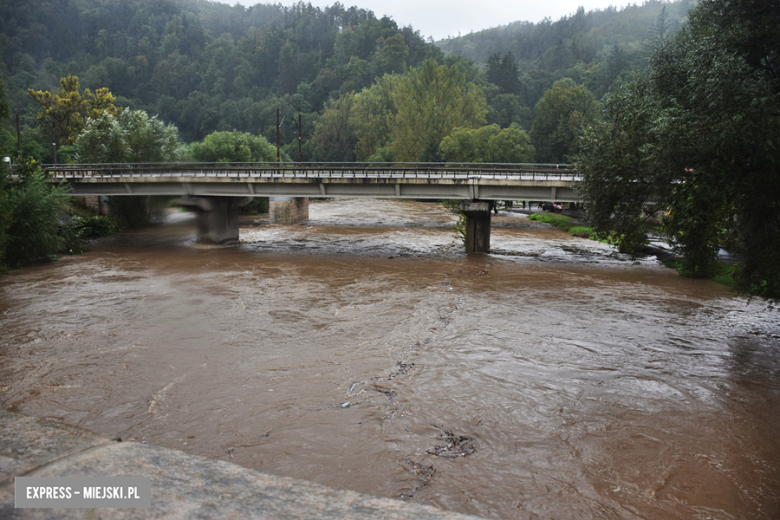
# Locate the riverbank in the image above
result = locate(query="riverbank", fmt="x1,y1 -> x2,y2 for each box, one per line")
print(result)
504,207 -> 737,283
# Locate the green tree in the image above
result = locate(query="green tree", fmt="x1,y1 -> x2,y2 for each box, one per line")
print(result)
309,94 -> 357,162
487,93 -> 532,130
76,110 -> 184,229
0,80 -> 9,123
189,130 -> 278,163
530,78 -> 600,163
375,34 -> 409,76
0,158 -> 71,270
440,124 -> 534,164
486,52 -> 521,96
350,75 -> 399,161
28,75 -> 121,145
577,77 -> 668,254
579,0 -> 780,298
76,110 -> 183,163
390,59 -> 487,162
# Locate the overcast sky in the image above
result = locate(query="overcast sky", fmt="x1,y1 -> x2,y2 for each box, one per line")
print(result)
230,0 -> 632,41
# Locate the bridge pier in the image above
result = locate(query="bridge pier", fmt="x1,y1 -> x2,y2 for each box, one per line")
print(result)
460,201 -> 491,254
176,196 -> 251,243
269,197 -> 309,225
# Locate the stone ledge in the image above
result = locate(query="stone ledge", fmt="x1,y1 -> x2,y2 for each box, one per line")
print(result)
0,411 -> 484,520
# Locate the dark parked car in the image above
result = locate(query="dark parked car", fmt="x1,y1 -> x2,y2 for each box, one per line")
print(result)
542,202 -> 563,213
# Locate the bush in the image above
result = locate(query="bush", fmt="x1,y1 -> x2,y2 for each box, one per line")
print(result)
65,215 -> 120,238
0,159 -> 71,269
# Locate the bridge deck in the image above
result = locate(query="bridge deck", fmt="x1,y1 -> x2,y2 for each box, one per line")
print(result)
41,162 -> 582,201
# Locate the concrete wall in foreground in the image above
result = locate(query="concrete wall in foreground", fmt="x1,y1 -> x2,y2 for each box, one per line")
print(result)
0,410 -> 486,520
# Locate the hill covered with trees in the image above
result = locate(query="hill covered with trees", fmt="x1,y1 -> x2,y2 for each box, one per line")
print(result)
0,0 -> 440,159
0,0 -> 693,164
437,0 -> 695,101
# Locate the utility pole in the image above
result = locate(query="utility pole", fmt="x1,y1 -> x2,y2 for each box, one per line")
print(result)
16,114 -> 21,155
52,122 -> 57,165
276,108 -> 280,163
297,105 -> 302,166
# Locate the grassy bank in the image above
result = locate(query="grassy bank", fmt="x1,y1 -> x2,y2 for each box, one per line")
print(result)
527,212 -> 738,289
528,212 -> 594,238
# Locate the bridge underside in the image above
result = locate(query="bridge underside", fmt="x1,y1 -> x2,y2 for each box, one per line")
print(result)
64,178 -> 581,202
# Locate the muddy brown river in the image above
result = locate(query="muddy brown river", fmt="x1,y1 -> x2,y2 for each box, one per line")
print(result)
2,199 -> 779,519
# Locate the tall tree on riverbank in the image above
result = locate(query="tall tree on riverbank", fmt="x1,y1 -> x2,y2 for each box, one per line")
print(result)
76,109 -> 183,229
76,110 -> 183,163
28,76 -> 121,146
0,158 -> 71,270
579,0 -> 780,299
390,59 -> 487,162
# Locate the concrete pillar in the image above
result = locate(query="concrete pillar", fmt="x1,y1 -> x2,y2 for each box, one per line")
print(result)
269,197 -> 309,225
460,201 -> 491,254
83,196 -> 109,215
176,196 -> 251,244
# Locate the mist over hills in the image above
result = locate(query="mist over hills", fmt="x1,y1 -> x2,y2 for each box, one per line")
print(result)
1,0 -> 693,162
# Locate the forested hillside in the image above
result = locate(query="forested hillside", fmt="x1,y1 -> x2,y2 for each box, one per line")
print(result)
0,0 -> 693,164
437,0 -> 695,101
0,0 -> 439,158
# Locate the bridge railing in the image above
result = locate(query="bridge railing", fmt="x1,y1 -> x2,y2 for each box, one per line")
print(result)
39,162 -> 580,181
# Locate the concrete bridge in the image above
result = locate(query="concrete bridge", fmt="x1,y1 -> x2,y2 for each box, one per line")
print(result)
44,162 -> 580,253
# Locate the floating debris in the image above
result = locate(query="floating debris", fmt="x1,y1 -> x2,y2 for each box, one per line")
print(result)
388,361 -> 415,380
426,426 -> 476,458
395,458 -> 435,500
340,401 -> 351,408
370,384 -> 397,402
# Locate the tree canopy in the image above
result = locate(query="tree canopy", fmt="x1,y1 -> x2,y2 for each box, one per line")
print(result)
0,0 -> 691,164
190,130 -> 281,163
578,0 -> 780,299
440,124 -> 534,164
28,75 -> 121,145
531,78 -> 600,163
390,59 -> 487,162
76,109 -> 182,163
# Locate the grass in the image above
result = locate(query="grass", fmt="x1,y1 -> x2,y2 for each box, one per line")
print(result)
528,212 -> 595,238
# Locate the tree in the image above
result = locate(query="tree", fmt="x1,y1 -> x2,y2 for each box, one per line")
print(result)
75,110 -> 183,229
309,94 -> 357,162
375,34 -> 409,76
579,0 -> 780,299
390,59 -> 487,162
0,158 -> 71,270
76,110 -> 183,163
189,130 -> 278,163
486,93 -> 532,130
530,78 -> 600,163
0,80 -> 9,123
486,52 -> 521,96
440,124 -> 534,164
28,75 -> 121,145
350,75 -> 399,161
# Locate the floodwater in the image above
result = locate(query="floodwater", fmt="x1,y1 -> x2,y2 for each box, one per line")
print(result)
2,199 -> 779,519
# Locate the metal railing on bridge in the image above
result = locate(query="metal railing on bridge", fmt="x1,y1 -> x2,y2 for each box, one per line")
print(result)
39,162 -> 579,182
